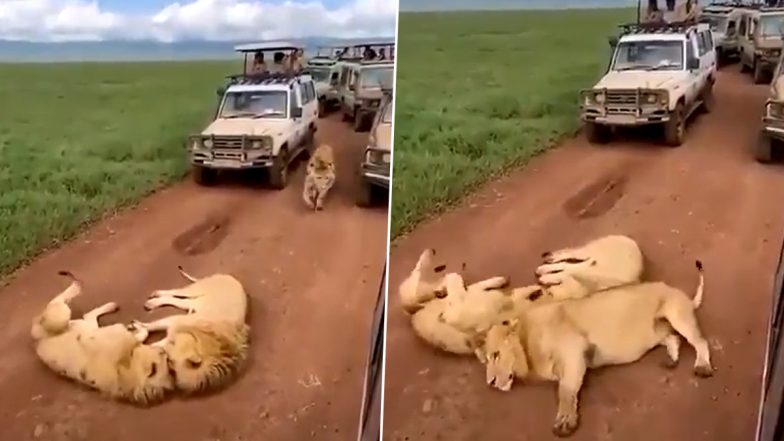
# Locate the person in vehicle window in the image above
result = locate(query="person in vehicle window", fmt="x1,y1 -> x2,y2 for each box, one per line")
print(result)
378,48 -> 387,60
268,51 -> 286,74
248,52 -> 266,75
363,45 -> 377,60
290,49 -> 304,72
675,0 -> 700,22
644,0 -> 665,23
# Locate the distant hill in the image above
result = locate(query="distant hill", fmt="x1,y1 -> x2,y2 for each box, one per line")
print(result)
0,37 -> 395,63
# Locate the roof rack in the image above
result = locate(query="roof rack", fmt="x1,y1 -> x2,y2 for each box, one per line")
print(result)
224,71 -> 300,86
619,20 -> 697,35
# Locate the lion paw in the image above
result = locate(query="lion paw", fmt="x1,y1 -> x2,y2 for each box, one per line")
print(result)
552,413 -> 579,438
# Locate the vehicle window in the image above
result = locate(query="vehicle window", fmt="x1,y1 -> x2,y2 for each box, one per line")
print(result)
760,15 -> 784,38
697,31 -> 707,56
359,67 -> 394,89
306,82 -> 316,102
330,71 -> 339,85
289,91 -> 297,117
706,30 -> 714,51
751,18 -> 758,37
611,40 -> 684,71
340,67 -> 349,86
739,16 -> 748,37
299,83 -> 309,104
220,91 -> 287,119
686,36 -> 696,61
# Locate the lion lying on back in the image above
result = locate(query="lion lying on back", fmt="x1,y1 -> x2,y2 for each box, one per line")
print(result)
133,266 -> 249,394
31,271 -> 174,405
399,235 -> 644,357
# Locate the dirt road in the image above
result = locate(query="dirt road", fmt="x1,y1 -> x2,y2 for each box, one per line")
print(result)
384,68 -> 784,441
0,115 -> 387,441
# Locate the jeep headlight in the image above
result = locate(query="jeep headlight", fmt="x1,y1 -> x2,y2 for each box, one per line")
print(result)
642,91 -> 668,107
768,101 -> 784,120
582,91 -> 605,106
365,149 -> 390,165
190,138 -> 202,150
248,137 -> 271,151
203,138 -> 213,148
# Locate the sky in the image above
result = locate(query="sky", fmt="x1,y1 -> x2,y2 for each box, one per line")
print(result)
0,0 -> 398,42
399,0 -> 638,11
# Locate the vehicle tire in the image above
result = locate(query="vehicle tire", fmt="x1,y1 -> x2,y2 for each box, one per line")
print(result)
355,179 -> 373,207
740,54 -> 752,73
700,83 -> 715,114
756,132 -> 774,163
584,122 -> 610,144
341,103 -> 351,122
754,59 -> 768,84
663,102 -> 686,147
269,148 -> 289,190
192,165 -> 217,186
353,110 -> 366,132
303,127 -> 316,157
318,100 -> 327,118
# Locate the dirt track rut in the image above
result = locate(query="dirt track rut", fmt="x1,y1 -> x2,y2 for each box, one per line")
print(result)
384,68 -> 784,441
0,115 -> 387,441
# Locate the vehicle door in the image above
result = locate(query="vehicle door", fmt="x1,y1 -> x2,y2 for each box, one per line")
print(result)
300,80 -> 318,128
685,33 -> 702,104
699,28 -> 717,77
346,66 -> 359,114
739,13 -> 753,66
289,86 -> 304,150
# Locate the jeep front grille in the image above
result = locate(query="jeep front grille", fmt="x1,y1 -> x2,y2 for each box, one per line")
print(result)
605,90 -> 638,106
210,136 -> 245,149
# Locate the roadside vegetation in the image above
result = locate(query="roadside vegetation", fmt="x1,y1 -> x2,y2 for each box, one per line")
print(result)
0,61 -> 234,276
391,8 -> 634,238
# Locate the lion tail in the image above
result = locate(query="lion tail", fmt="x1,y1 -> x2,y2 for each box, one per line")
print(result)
177,265 -> 199,283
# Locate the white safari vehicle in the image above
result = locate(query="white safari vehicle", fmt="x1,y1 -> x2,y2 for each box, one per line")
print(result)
699,2 -> 744,64
580,21 -> 717,146
756,51 -> 784,162
188,42 -> 318,189
357,87 -> 393,207
306,45 -> 347,117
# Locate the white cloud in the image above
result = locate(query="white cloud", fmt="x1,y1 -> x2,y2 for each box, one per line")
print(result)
0,0 -> 397,42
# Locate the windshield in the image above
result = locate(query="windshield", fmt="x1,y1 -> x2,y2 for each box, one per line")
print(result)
309,68 -> 331,82
220,90 -> 288,119
612,40 -> 684,72
359,67 -> 393,89
701,15 -> 727,32
760,15 -> 784,38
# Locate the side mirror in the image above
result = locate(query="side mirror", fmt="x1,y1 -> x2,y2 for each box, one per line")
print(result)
216,86 -> 225,97
687,57 -> 700,70
608,36 -> 619,48
292,107 -> 303,118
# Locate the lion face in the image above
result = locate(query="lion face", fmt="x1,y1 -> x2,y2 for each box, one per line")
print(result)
481,321 -> 528,392
165,324 -> 248,394
124,345 -> 175,405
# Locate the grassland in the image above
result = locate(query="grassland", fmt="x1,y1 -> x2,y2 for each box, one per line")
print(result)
391,8 -> 635,238
0,61 -> 234,276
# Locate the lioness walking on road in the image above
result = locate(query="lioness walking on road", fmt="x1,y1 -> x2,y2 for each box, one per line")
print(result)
303,143 -> 336,211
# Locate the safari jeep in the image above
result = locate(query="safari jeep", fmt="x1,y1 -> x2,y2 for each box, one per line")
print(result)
306,46 -> 346,117
580,21 -> 717,147
339,60 -> 395,133
756,52 -> 784,162
739,6 -> 784,84
356,88 -> 392,207
188,49 -> 318,189
700,2 -> 743,64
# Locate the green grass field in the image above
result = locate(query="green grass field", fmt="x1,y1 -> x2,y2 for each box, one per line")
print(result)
0,61 -> 234,276
391,8 -> 635,238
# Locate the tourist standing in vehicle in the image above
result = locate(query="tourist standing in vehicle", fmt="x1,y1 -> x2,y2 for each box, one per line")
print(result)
248,52 -> 266,75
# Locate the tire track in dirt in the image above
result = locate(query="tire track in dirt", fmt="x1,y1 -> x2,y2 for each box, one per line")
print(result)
384,68 -> 784,441
0,115 -> 387,441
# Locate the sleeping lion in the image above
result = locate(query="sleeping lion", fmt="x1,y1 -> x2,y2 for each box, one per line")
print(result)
31,271 -> 174,405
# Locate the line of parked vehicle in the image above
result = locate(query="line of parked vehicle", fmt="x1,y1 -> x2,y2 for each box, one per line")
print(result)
578,1 -> 784,163
182,40 -> 395,207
